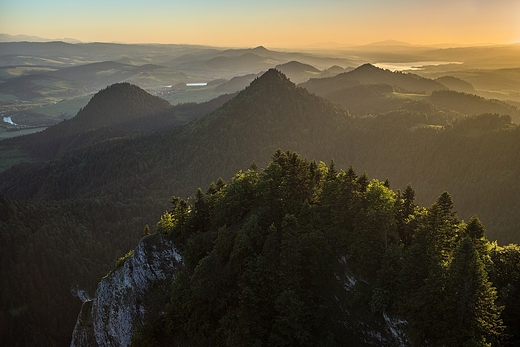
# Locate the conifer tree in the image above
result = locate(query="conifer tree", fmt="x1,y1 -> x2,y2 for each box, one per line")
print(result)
427,191 -> 458,258
443,237 -> 503,346
345,165 -> 357,182
402,184 -> 416,217
395,184 -> 416,246
326,159 -> 337,181
356,172 -> 369,192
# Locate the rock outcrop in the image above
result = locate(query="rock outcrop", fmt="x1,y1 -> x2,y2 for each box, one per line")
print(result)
71,234 -> 181,347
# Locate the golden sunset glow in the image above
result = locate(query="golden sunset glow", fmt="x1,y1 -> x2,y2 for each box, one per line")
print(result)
2,0 -> 520,47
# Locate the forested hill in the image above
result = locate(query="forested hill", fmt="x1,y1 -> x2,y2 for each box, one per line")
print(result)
4,83 -> 235,160
430,89 -> 519,118
0,70 -> 351,346
304,82 -> 520,120
300,64 -> 520,121
128,150 -> 519,346
64,82 -> 172,130
4,83 -> 172,159
301,63 -> 446,95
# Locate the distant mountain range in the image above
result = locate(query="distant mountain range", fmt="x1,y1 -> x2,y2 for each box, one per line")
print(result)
0,33 -> 84,44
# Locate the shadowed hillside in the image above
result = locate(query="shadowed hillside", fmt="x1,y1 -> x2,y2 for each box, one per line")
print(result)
300,64 -> 520,122
275,61 -> 321,83
301,63 -> 446,95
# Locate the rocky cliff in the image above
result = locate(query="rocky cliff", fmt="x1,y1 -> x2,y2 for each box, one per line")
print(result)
70,234 -> 181,347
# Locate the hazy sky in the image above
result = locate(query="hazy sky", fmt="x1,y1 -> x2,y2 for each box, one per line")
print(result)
2,0 -> 519,47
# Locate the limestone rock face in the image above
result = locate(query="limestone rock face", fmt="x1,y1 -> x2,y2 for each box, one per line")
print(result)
70,234 -> 181,347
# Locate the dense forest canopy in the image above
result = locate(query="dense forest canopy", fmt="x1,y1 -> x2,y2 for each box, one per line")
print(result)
131,150 -> 519,346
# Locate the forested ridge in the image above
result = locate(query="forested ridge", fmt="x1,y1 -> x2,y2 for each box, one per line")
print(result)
300,63 -> 446,94
1,68 -> 520,346
301,64 -> 520,122
131,150 -> 519,346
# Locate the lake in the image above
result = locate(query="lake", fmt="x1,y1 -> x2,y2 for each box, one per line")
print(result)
374,61 -> 463,71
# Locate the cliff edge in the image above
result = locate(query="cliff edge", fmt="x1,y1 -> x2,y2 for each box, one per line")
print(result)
70,234 -> 181,347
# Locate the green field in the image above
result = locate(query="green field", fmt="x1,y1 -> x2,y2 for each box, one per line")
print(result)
157,86 -> 227,105
0,93 -> 18,102
32,95 -> 92,119
0,66 -> 57,80
0,126 -> 47,140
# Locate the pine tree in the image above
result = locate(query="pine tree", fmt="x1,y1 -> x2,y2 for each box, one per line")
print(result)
443,237 -> 503,346
402,184 -> 416,217
216,177 -> 226,191
345,165 -> 357,182
426,191 -> 458,259
326,159 -> 337,181
356,172 -> 369,192
395,184 -> 416,246
397,224 -> 448,344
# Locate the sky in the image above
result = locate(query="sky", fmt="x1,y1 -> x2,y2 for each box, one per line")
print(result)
1,0 -> 520,47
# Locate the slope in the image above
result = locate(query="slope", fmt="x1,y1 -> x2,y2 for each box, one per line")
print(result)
71,151 -> 518,346
0,73 -> 90,100
301,63 -> 446,95
0,70 -> 351,346
49,61 -> 142,89
275,60 -> 321,83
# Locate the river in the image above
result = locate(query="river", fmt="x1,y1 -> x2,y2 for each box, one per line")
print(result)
1,115 -> 48,139
2,116 -> 18,126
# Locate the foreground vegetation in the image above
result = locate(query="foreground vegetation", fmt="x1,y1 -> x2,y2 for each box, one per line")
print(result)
133,150 -> 519,346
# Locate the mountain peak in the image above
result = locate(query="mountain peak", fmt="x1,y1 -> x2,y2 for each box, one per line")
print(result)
202,66 -> 348,131
248,68 -> 292,89
69,82 -> 173,133
252,45 -> 269,53
364,40 -> 413,47
276,61 -> 320,73
355,63 -> 381,72
12,82 -> 173,159
346,63 -> 445,91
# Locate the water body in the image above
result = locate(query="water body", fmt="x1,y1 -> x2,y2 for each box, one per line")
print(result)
374,61 -> 463,72
2,116 -> 18,126
1,114 -> 47,139
186,83 -> 208,87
